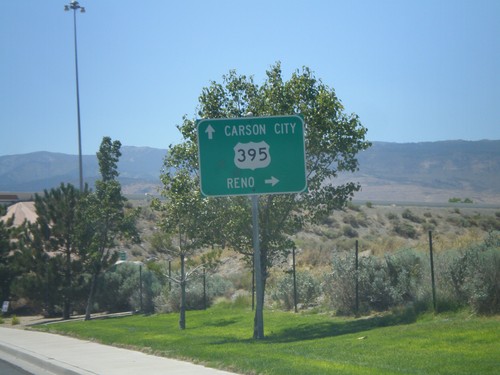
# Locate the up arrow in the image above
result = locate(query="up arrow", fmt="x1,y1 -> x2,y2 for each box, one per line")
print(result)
265,176 -> 279,187
205,125 -> 215,140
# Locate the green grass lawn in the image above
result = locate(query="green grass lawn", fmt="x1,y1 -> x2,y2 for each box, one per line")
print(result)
34,304 -> 500,375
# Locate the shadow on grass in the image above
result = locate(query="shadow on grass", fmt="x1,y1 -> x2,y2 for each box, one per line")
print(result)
266,309 -> 418,343
209,308 -> 419,345
205,318 -> 239,327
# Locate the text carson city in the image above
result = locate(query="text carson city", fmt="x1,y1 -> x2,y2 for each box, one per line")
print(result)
224,121 -> 297,137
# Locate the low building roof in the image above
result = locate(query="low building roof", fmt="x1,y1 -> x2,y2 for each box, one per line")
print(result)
0,201 -> 37,227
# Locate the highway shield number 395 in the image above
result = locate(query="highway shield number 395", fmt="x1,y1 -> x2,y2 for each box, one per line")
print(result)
233,141 -> 271,171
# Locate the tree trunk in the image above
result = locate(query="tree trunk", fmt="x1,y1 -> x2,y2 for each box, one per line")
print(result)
63,245 -> 72,320
253,257 -> 268,339
85,272 -> 98,321
179,255 -> 186,330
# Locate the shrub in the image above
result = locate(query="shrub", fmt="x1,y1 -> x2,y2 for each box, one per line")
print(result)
325,253 -> 357,315
478,216 -> 500,231
437,232 -> 500,314
386,212 -> 399,221
402,209 -> 424,224
96,263 -> 162,314
11,315 -> 20,325
155,274 -> 233,313
342,225 -> 359,238
357,256 -> 393,311
343,213 -> 368,228
384,250 -> 425,305
269,270 -> 321,310
231,290 -> 252,308
326,250 -> 427,315
393,222 -> 419,239
346,202 -> 361,212
462,246 -> 500,314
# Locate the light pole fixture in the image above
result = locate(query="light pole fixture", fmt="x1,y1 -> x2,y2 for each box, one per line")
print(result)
64,1 -> 85,191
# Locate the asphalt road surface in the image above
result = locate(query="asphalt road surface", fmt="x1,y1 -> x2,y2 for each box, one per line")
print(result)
0,358 -> 33,375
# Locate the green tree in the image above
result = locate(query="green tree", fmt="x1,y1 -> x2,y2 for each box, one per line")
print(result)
32,183 -> 84,319
78,137 -> 139,320
152,169 -> 217,329
163,63 -> 370,338
0,215 -> 20,304
12,221 -> 64,317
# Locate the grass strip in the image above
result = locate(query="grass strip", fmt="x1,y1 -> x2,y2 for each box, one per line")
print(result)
33,305 -> 500,375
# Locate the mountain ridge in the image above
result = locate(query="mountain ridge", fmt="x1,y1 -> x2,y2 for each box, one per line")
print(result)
1,140 -> 499,204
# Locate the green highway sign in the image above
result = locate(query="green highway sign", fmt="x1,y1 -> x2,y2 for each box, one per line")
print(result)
197,115 -> 307,197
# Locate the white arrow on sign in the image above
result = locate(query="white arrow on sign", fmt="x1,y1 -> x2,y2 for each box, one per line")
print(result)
265,176 -> 279,186
205,125 -> 215,140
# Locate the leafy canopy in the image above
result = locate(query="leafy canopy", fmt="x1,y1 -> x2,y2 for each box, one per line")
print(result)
163,63 -> 370,259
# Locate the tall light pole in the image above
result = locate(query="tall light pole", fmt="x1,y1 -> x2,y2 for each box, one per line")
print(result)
64,1 -> 85,191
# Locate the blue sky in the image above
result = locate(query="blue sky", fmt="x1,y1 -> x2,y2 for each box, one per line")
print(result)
1,0 -> 499,156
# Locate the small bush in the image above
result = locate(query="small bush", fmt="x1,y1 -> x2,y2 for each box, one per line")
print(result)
402,209 -> 424,224
386,212 -> 399,221
155,274 -> 233,313
11,315 -> 20,325
324,253 -> 357,315
269,270 -> 321,310
342,225 -> 359,238
346,202 -> 361,212
343,213 -> 368,228
436,232 -> 500,314
384,250 -> 425,305
96,264 -> 161,314
326,249 -> 427,315
478,216 -> 500,231
393,222 -> 419,239
231,290 -> 252,308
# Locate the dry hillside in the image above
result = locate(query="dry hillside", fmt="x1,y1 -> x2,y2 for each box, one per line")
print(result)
125,200 -> 500,272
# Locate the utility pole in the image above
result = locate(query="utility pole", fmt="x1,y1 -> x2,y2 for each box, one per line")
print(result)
64,1 -> 85,191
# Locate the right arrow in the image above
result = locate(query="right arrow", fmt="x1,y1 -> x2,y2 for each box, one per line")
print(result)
265,176 -> 279,186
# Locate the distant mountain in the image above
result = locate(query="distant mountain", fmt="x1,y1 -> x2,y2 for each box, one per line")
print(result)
341,140 -> 500,204
0,146 -> 166,194
1,141 -> 499,203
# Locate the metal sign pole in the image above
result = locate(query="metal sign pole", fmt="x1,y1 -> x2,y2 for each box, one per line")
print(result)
252,195 -> 264,339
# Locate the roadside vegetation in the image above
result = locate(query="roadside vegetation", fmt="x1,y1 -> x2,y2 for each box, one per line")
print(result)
4,200 -> 498,320
0,137 -> 139,320
34,303 -> 500,375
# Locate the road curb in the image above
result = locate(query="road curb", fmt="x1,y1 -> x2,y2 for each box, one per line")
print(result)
0,340 -> 91,375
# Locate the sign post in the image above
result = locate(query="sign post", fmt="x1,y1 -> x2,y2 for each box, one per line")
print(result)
197,115 -> 307,339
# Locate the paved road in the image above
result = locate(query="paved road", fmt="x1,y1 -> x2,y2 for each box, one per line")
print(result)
0,358 -> 33,375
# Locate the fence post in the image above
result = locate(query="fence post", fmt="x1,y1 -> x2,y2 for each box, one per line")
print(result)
355,240 -> 359,316
429,231 -> 437,312
292,247 -> 298,313
203,268 -> 207,310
